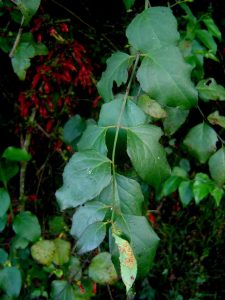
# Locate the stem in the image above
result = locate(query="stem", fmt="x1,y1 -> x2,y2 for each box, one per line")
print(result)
111,53 -> 140,220
9,16 -> 24,58
107,284 -> 114,300
145,0 -> 151,9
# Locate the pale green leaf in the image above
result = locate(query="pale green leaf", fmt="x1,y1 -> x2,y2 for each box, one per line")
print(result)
196,29 -> 217,53
11,42 -> 35,80
137,46 -> 198,109
183,123 -> 218,163
55,150 -> 112,210
0,215 -> 7,232
210,187 -> 223,206
178,181 -> 193,207
208,111 -> 225,128
163,107 -> 189,135
17,0 -> 41,25
98,97 -> 146,127
53,239 -> 71,266
0,189 -> 10,217
76,222 -> 106,254
70,200 -> 108,238
115,215 -> 159,278
88,252 -> 118,285
196,78 -> 225,101
113,234 -> 137,293
67,257 -> 82,281
202,16 -> 222,40
126,7 -> 179,52
31,240 -> 56,265
2,146 -> 31,162
193,173 -> 214,204
51,281 -> 76,300
123,0 -> 136,10
127,125 -> 171,189
0,267 -> 22,298
97,52 -> 132,101
12,211 -> 41,242
137,95 -> 167,118
78,125 -> 108,155
63,115 -> 86,146
209,148 -> 225,187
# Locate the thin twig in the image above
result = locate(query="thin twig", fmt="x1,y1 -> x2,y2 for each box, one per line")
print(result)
9,16 -> 24,58
107,284 -> 114,300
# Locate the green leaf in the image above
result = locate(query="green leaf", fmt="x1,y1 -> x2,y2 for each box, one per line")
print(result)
123,0 -> 136,10
53,239 -> 71,266
0,189 -> 10,217
13,211 -> 41,242
67,257 -> 82,281
78,125 -> 108,155
183,123 -> 218,163
163,107 -> 189,135
99,97 -> 146,127
193,173 -> 214,204
210,187 -> 223,206
137,95 -> 167,119
33,42 -> 48,56
55,150 -> 112,210
2,146 -> 31,161
209,148 -> 225,187
0,248 -> 8,264
208,111 -> 225,128
162,176 -> 183,196
88,252 -> 118,285
51,281 -> 76,300
137,46 -> 198,109
127,125 -> 171,189
76,222 -> 106,254
0,215 -> 7,232
115,215 -> 159,278
0,267 -> 22,298
113,234 -> 137,293
196,78 -> 225,101
63,115 -> 86,146
178,181 -> 193,207
196,29 -> 217,53
0,160 -> 19,184
11,236 -> 29,250
11,42 -> 35,80
98,174 -> 144,216
202,16 -> 221,41
97,52 -> 132,101
70,200 -> 108,239
17,0 -> 41,25
126,7 -> 179,53
31,240 -> 56,265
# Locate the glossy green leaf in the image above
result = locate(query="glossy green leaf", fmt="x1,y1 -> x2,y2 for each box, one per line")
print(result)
162,176 -> 183,196
127,125 -> 171,189
0,215 -> 7,232
113,234 -> 137,293
196,29 -> 217,53
2,147 -> 31,162
196,78 -> 225,101
115,215 -> 159,278
99,97 -> 146,127
208,111 -> 225,128
183,123 -> 218,163
52,239 -> 71,266
11,42 -> 35,80
0,267 -> 22,298
202,16 -> 222,40
13,211 -> 41,242
97,52 -> 132,101
178,181 -> 193,207
17,0 -> 41,25
137,95 -> 167,119
137,46 -> 198,109
70,200 -> 108,239
209,148 -> 225,187
31,240 -> 56,265
126,7 -> 179,52
163,107 -> 189,135
55,150 -> 112,210
210,187 -> 223,206
88,252 -> 118,285
51,281 -> 76,300
0,160 -> 19,183
0,189 -> 10,217
0,248 -> 8,264
78,125 -> 108,155
123,0 -> 135,10
76,222 -> 106,254
193,173 -> 214,204
63,115 -> 86,146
